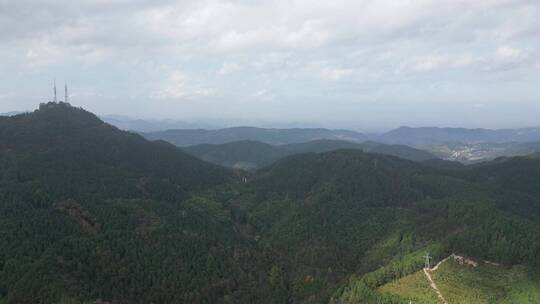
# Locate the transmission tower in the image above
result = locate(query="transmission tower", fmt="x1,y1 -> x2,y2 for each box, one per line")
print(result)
423,253 -> 432,269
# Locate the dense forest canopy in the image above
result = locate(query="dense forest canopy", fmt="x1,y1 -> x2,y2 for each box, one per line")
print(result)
1,103 -> 540,303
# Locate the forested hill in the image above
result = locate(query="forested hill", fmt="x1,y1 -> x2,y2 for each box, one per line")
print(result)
2,103 -> 540,303
0,102 -> 231,195
232,150 -> 540,303
0,102 -> 272,303
182,139 -> 437,170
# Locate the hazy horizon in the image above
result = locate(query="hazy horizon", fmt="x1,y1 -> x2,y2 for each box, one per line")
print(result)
4,103 -> 540,134
1,1 -> 539,130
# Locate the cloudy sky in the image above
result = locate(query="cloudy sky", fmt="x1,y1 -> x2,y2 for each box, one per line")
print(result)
1,0 -> 539,130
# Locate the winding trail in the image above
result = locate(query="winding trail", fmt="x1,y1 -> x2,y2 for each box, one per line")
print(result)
423,268 -> 448,304
422,254 -> 456,304
431,254 -> 453,271
421,254 -> 496,304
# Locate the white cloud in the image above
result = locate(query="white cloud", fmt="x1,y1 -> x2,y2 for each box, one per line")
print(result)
302,61 -> 355,81
253,89 -> 273,101
153,71 -> 215,99
24,42 -> 64,67
452,55 -> 476,68
482,45 -> 534,72
2,0 -> 540,127
5,0 -> 540,68
218,62 -> 241,75
496,46 -> 522,58
471,103 -> 485,109
6,0 -> 536,58
413,56 -> 448,72
411,54 -> 478,72
254,89 -> 267,97
319,67 -> 354,81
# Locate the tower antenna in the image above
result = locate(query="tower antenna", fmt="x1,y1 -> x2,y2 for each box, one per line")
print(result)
65,83 -> 69,103
53,79 -> 57,103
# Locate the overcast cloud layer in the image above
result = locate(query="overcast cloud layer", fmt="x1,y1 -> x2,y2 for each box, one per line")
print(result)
1,0 -> 539,130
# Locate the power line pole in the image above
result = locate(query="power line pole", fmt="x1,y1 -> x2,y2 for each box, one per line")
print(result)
423,253 -> 432,269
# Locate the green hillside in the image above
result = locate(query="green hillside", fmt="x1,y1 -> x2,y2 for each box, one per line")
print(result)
379,256 -> 540,303
0,103 -> 273,303
232,150 -> 540,302
182,140 -> 283,170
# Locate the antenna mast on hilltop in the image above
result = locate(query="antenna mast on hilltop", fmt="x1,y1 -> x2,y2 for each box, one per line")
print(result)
53,79 -> 57,102
64,83 -> 69,103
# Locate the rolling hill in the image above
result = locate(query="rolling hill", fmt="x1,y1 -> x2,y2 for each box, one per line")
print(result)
182,139 -> 438,170
145,125 -> 540,165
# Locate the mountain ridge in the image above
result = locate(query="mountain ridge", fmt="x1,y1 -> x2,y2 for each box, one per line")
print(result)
378,126 -> 540,145
182,139 -> 438,170
143,126 -> 368,146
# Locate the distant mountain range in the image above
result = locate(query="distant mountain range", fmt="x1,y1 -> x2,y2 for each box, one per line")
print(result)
100,115 -> 225,132
182,139 -> 438,170
0,111 -> 26,116
144,127 -> 368,146
143,125 -> 540,164
143,125 -> 540,146
101,115 -> 325,133
5,110 -> 540,163
6,111 -> 537,146
377,126 -> 540,145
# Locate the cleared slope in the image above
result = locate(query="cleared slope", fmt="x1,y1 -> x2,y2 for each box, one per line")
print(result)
380,257 -> 540,303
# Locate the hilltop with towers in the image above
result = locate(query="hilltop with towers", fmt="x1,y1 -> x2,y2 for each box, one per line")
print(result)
50,79 -> 69,103
39,80 -> 72,110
